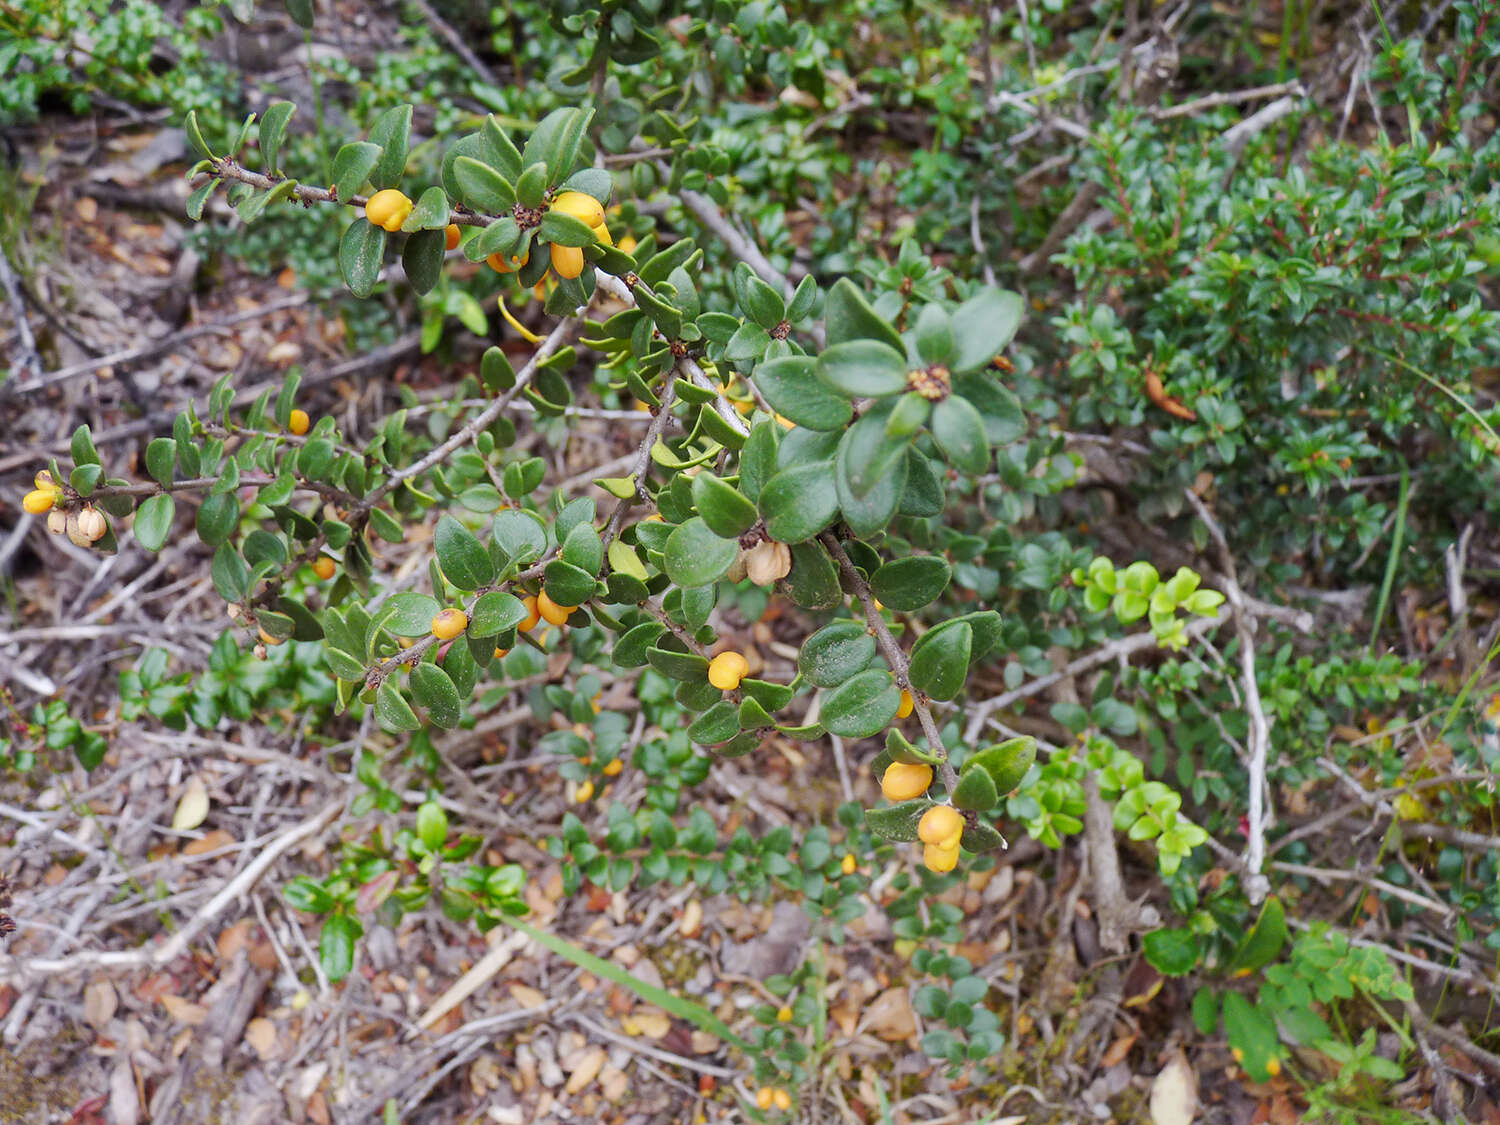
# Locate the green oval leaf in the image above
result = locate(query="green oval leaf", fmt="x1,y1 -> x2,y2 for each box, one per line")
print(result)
258,101 -> 295,175
402,227 -> 446,295
331,140 -> 382,204
816,339 -> 909,398
133,494 -> 175,552
864,799 -> 931,843
752,356 -> 853,432
543,559 -> 596,607
952,767 -> 997,811
930,394 -> 991,475
664,517 -> 739,588
965,736 -> 1036,795
411,663 -> 462,729
760,463 -> 839,544
375,680 -> 421,732
319,914 -> 362,982
798,621 -> 876,688
951,287 -> 1024,374
691,472 -> 758,539
339,220 -> 386,299
871,555 -> 952,611
435,515 -> 495,591
825,277 -> 904,352
469,591 -> 527,638
908,620 -> 972,702
821,668 -> 900,738
196,492 -> 239,547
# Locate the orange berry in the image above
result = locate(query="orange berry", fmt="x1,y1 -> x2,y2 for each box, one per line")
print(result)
755,1088 -> 775,1111
776,1005 -> 792,1023
313,556 -> 336,580
23,488 -> 57,514
1265,1057 -> 1281,1077
492,646 -> 510,660
431,609 -> 468,640
602,758 -> 623,777
841,854 -> 856,875
881,762 -> 933,802
707,651 -> 749,691
33,470 -> 55,491
618,234 -> 637,255
593,222 -> 614,247
487,249 -> 529,273
519,595 -> 541,632
365,188 -> 413,233
257,626 -> 284,646
917,805 -> 964,846
772,1089 -> 791,1111
550,242 -> 584,280
923,841 -> 960,873
574,780 -> 594,803
896,689 -> 914,719
550,190 -> 605,229
537,590 -> 575,626
444,223 -> 461,251
288,409 -> 310,436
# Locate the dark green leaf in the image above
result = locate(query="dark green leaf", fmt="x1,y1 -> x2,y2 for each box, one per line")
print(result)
821,668 -> 900,738
691,472 -> 758,538
331,141 -> 382,203
913,303 -> 955,366
367,103 -> 413,191
908,621 -> 972,702
258,101 -> 295,175
753,356 -> 852,431
664,517 -> 739,587
951,287 -> 1024,374
454,156 -> 515,213
543,559 -> 596,607
402,228 -> 446,295
964,737 -> 1036,795
760,463 -> 839,544
817,340 -> 908,398
1143,928 -> 1203,977
133,494 -> 174,552
435,515 -> 495,591
375,680 -> 421,732
930,394 -> 991,475
339,220 -> 386,299
319,914 -> 362,981
798,621 -> 875,688
871,556 -> 951,611
411,663 -> 462,729
864,799 -> 931,843
952,767 -> 997,811
196,492 -> 239,547
825,277 -> 903,352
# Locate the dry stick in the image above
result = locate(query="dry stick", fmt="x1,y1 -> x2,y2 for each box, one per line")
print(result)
963,609 -> 1227,744
1183,489 -> 1272,904
9,294 -> 309,396
0,799 -> 342,980
820,533 -> 958,794
1151,79 -> 1307,120
601,378 -> 679,551
0,244 -> 42,382
409,0 -> 502,88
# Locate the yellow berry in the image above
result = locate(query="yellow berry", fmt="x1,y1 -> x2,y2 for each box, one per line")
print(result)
1265,1057 -> 1281,1077
755,1087 -> 775,1111
707,651 -> 749,691
313,556 -> 336,581
519,595 -> 541,632
575,780 -> 594,803
431,609 -> 468,640
551,243 -> 585,280
1231,1047 -> 1245,1064
487,249 -> 529,273
444,223 -> 462,251
257,626 -> 284,646
602,758 -> 623,777
33,470 -> 54,491
550,190 -> 605,229
896,690 -> 914,719
917,805 -> 964,846
76,507 -> 106,543
288,409 -> 310,436
22,488 -> 57,515
881,762 -> 933,802
537,590 -> 575,626
772,1089 -> 791,1111
776,1005 -> 792,1023
923,841 -> 960,873
365,188 -> 413,233
593,222 -> 614,247
841,854 -> 856,875
618,234 -> 637,255
492,646 -> 510,660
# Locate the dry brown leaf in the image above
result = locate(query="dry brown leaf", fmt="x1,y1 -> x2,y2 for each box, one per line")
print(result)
689,1030 -> 720,1054
1145,368 -> 1198,421
84,979 -> 117,1030
160,995 -> 209,1026
267,341 -> 301,366
216,920 -> 253,961
244,1017 -> 278,1059
510,983 -> 546,1009
1101,1031 -> 1138,1068
171,776 -> 209,831
622,1007 -> 671,1040
599,1064 -> 628,1101
679,899 -> 703,938
1150,1049 -> 1199,1125
859,987 -> 917,1042
183,828 -> 234,857
563,1045 -> 606,1094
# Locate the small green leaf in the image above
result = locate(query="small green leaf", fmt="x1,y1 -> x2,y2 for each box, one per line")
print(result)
864,799 -> 931,843
133,494 -> 175,552
759,463 -> 839,544
950,287 -> 1024,374
196,492 -> 239,546
825,277 -> 904,352
411,663 -> 462,729
367,103 -> 413,190
416,800 -> 448,851
1227,896 -> 1287,974
798,621 -> 876,688
402,227 -> 447,295
1143,928 -> 1203,976
435,515 -> 495,591
952,767 -> 997,811
184,110 -> 215,160
319,914 -> 362,981
561,521 -> 604,576
964,737 -> 1036,795
930,394 -> 991,475
913,304 -> 955,366
782,540 -> 842,609
816,340 -> 908,398
469,591 -> 527,637
742,274 -> 785,329
71,424 -> 100,466
331,141 -> 382,203
340,220 -> 386,299
691,472 -> 758,539
753,356 -> 852,432
821,668 -> 901,738
539,210 -> 599,247
380,592 -> 443,637
1221,992 -> 1280,1083
375,680 -> 421,732
543,560 -> 597,607
688,700 -> 741,745
403,186 -> 451,232
664,517 -> 740,588
258,101 -> 295,175
454,156 -> 515,213
871,556 -> 952,611
514,161 -> 549,209
908,621 -> 972,702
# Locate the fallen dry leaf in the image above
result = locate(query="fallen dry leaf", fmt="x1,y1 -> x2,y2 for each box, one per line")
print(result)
1101,1031 -> 1139,1067
679,898 -> 703,938
1150,1048 -> 1199,1125
563,1045 -> 606,1094
183,828 -> 234,857
622,1007 -> 671,1040
160,995 -> 209,1026
172,776 -> 209,831
1145,368 -> 1198,421
244,1017 -> 278,1059
859,987 -> 917,1042
84,979 -> 117,1030
509,984 -> 546,1009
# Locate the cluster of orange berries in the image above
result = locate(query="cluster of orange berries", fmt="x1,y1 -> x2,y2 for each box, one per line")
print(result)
917,805 -> 965,873
364,188 -> 622,287
754,1086 -> 793,1112
428,591 -> 577,658
23,472 -> 106,546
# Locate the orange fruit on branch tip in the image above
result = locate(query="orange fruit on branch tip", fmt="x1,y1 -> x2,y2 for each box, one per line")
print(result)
881,762 -> 932,802
896,689 -> 914,719
549,190 -> 605,229
288,409 -> 310,435
33,470 -> 54,490
551,243 -> 585,280
917,804 -> 964,845
23,488 -> 57,514
707,651 -> 749,691
537,590 -> 575,626
444,223 -> 461,251
431,609 -> 468,640
923,841 -> 960,873
487,249 -> 528,273
365,188 -> 413,233
755,1088 -> 775,1111
519,595 -> 541,632
313,557 -> 336,580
